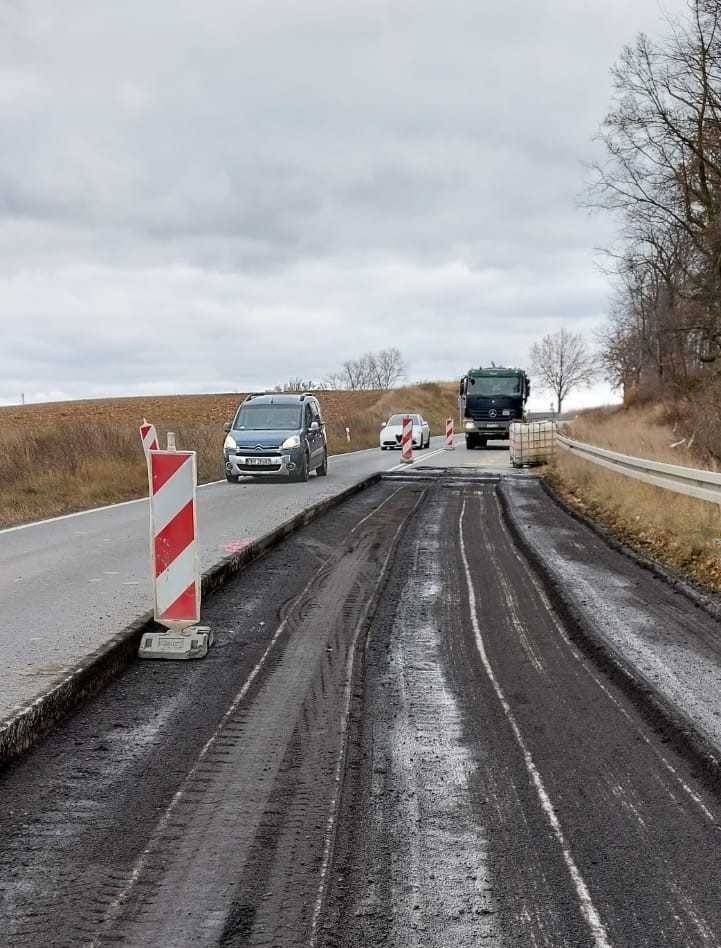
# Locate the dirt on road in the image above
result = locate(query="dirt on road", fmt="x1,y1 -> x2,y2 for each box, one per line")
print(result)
3,470 -> 721,946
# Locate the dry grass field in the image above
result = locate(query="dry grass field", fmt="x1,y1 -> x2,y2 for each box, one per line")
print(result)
0,383 -> 458,527
551,404 -> 721,591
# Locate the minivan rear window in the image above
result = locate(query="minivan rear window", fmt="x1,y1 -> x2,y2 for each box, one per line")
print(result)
234,405 -> 302,430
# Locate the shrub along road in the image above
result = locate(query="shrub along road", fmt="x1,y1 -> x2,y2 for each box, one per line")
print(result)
2,462 -> 721,946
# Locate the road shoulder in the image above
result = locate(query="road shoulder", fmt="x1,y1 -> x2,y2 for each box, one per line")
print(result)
500,477 -> 721,789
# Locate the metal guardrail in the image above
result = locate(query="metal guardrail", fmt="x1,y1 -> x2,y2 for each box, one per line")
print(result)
556,433 -> 721,505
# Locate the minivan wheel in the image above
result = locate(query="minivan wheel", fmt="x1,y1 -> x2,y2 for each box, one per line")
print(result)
293,451 -> 309,482
226,473 -> 240,483
316,450 -> 328,476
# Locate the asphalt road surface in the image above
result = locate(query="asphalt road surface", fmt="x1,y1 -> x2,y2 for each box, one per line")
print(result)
2,437 -> 469,719
3,460 -> 721,947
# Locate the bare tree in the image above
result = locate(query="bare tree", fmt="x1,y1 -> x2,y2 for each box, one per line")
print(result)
588,0 -> 721,381
530,329 -> 596,413
341,355 -> 373,390
336,348 -> 407,390
321,371 -> 346,390
371,347 -> 406,388
274,378 -> 316,392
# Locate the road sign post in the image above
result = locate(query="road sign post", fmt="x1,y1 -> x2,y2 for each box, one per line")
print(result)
139,421 -> 158,459
401,416 -> 414,464
138,446 -> 213,660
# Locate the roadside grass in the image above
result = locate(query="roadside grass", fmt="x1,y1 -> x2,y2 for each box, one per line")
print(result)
0,383 -> 458,527
551,404 -> 721,591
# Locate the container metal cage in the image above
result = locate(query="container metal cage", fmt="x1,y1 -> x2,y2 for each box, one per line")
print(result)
509,421 -> 556,468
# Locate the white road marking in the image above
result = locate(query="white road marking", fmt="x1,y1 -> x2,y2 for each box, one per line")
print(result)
0,497 -> 150,534
492,496 -> 718,826
458,495 -> 612,948
387,445 -> 448,472
0,442 -> 443,536
349,486 -> 405,534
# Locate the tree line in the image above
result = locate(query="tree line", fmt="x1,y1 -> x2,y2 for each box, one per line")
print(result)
591,0 -> 721,401
275,347 -> 406,392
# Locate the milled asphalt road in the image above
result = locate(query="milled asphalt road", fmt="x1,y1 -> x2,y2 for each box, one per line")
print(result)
2,436 -> 512,719
3,456 -> 721,946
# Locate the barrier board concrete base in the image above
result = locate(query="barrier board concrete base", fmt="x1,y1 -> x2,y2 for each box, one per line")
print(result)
138,626 -> 214,661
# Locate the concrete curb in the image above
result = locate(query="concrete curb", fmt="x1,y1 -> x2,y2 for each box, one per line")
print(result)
497,480 -> 721,795
0,473 -> 382,769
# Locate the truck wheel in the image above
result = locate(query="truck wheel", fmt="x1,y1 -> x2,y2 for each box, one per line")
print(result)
479,437 -> 487,449
466,435 -> 474,450
226,473 -> 240,483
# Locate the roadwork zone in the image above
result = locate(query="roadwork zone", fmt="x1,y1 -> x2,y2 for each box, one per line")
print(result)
3,467 -> 721,946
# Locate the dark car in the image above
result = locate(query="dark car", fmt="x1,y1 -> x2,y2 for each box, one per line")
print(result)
223,392 -> 328,482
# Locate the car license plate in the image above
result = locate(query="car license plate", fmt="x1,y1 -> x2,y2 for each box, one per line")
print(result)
486,423 -> 499,428
246,457 -> 275,466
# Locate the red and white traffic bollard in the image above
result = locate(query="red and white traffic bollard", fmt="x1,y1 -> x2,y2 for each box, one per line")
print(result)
445,417 -> 455,450
401,415 -> 414,464
137,438 -> 212,660
139,420 -> 159,459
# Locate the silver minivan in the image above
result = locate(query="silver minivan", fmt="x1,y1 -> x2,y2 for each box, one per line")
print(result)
223,392 -> 328,482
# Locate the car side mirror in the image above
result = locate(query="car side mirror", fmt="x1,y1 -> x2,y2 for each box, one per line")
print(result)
310,421 -> 320,431
223,421 -> 232,433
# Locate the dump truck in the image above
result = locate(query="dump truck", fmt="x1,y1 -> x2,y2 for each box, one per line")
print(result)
459,366 -> 531,449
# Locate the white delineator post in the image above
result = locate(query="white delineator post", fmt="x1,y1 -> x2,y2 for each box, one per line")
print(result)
401,415 -> 414,464
138,449 -> 212,660
345,426 -> 351,443
445,417 -> 455,450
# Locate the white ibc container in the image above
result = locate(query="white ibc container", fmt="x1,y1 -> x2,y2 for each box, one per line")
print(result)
509,421 -> 556,468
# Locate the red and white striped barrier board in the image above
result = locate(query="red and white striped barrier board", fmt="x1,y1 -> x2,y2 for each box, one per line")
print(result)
150,450 -> 200,628
445,417 -> 455,450
140,421 -> 159,458
401,415 -> 414,464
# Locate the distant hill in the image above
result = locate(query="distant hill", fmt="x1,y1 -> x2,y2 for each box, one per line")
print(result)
0,382 -> 459,527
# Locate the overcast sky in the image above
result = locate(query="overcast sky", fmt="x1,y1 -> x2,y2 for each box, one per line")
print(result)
0,0 -> 685,409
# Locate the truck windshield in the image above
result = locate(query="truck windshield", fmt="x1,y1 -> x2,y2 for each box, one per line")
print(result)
467,377 -> 520,396
234,405 -> 302,430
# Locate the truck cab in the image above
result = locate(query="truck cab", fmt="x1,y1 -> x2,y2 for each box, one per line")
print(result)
459,367 -> 530,449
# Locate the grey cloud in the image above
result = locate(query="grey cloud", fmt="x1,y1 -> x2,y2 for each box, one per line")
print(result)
0,0 -> 687,406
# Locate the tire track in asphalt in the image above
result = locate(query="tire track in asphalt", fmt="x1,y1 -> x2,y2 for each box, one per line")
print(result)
96,485 -> 425,946
458,492 -> 611,948
319,487 -> 500,947
463,486 -> 721,946
0,483 -> 414,947
324,477 -> 721,947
